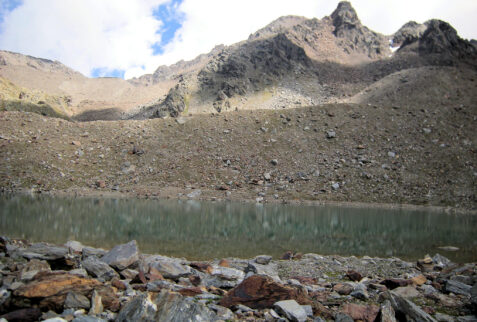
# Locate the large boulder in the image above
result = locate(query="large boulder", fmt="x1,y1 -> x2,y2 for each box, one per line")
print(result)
100,240 -> 139,270
219,275 -> 310,309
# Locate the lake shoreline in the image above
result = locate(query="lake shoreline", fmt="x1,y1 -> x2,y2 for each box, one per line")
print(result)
0,238 -> 476,321
7,187 -> 477,215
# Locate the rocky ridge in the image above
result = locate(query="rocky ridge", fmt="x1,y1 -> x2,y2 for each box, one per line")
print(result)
0,238 -> 475,321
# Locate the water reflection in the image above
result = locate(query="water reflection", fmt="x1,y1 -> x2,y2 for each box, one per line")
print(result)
0,195 -> 476,262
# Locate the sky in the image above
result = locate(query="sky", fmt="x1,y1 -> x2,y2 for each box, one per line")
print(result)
0,0 -> 476,80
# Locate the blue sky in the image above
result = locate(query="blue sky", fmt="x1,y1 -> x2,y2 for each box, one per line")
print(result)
0,0 -> 476,79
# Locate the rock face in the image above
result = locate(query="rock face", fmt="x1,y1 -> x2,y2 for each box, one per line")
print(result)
100,240 -> 139,270
219,275 -> 309,309
116,290 -> 217,322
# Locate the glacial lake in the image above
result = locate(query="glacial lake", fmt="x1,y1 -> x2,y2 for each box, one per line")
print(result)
0,194 -> 476,263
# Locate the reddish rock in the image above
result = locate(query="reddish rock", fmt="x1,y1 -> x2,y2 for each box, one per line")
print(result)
341,303 -> 379,322
190,262 -> 213,273
189,275 -> 201,286
14,271 -> 101,298
178,287 -> 203,297
148,266 -> 164,281
380,278 -> 412,290
411,274 -> 427,286
291,276 -> 318,285
131,270 -> 147,284
96,180 -> 106,188
333,283 -> 354,295
218,259 -> 230,267
219,275 -> 310,309
112,279 -> 127,291
0,308 -> 42,321
97,285 -> 121,312
346,270 -> 363,281
132,284 -> 147,291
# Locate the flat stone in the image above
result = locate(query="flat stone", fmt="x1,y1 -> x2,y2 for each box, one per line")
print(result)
219,275 -> 310,309
274,300 -> 307,322
204,266 -> 245,288
72,316 -> 107,322
333,283 -> 354,295
445,280 -> 472,296
64,292 -> 90,309
116,290 -> 217,321
82,247 -> 107,258
393,286 -> 420,298
19,243 -> 68,260
81,256 -> 118,281
335,312 -> 354,322
255,255 -> 272,265
0,308 -> 42,322
101,240 -> 139,270
147,258 -> 191,280
381,278 -> 413,290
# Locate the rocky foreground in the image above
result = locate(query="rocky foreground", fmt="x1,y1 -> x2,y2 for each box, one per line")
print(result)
0,238 -> 475,321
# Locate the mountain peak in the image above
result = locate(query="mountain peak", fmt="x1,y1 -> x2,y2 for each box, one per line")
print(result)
331,1 -> 360,35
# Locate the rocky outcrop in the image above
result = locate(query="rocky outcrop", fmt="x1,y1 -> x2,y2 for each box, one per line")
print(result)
0,238 -> 476,321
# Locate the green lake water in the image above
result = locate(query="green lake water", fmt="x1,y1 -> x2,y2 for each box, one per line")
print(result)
0,195 -> 476,262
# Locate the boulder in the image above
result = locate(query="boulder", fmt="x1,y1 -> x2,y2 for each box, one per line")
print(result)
246,262 -> 281,282
100,240 -> 139,270
219,275 -> 310,309
203,266 -> 245,288
147,258 -> 191,280
333,283 -> 354,295
116,290 -> 217,321
273,300 -> 307,322
351,283 -> 369,300
255,255 -> 272,265
81,256 -> 118,281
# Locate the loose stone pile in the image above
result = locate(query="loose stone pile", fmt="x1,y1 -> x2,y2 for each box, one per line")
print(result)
0,237 -> 475,321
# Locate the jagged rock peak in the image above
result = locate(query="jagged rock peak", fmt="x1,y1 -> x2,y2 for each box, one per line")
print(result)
331,1 -> 360,32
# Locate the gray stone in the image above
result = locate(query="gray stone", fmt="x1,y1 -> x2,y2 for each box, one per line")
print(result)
64,292 -> 90,309
19,243 -> 68,260
186,190 -> 202,199
255,255 -> 272,265
100,240 -> 139,270
203,266 -> 245,288
65,241 -> 84,253
335,312 -> 354,322
116,290 -> 217,322
234,304 -> 254,313
148,258 -> 191,280
69,268 -> 88,278
331,182 -> 340,190
456,317 -> 477,322
271,159 -> 278,166
246,262 -> 281,282
81,256 -> 118,281
302,305 -> 313,317
43,318 -> 68,322
388,151 -> 396,157
378,300 -> 397,322
351,283 -> 369,300
273,300 -> 307,322
20,259 -> 50,281
326,130 -> 336,139
208,304 -> 234,320
432,253 -> 451,268
82,247 -> 106,258
445,280 -> 472,296
387,291 -> 436,322
0,289 -> 11,307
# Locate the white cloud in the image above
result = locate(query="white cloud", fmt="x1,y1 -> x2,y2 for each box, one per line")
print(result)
0,0 -> 476,80
0,0 -> 168,77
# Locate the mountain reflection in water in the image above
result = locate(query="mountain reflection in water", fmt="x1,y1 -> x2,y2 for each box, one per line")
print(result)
0,195 -> 476,262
